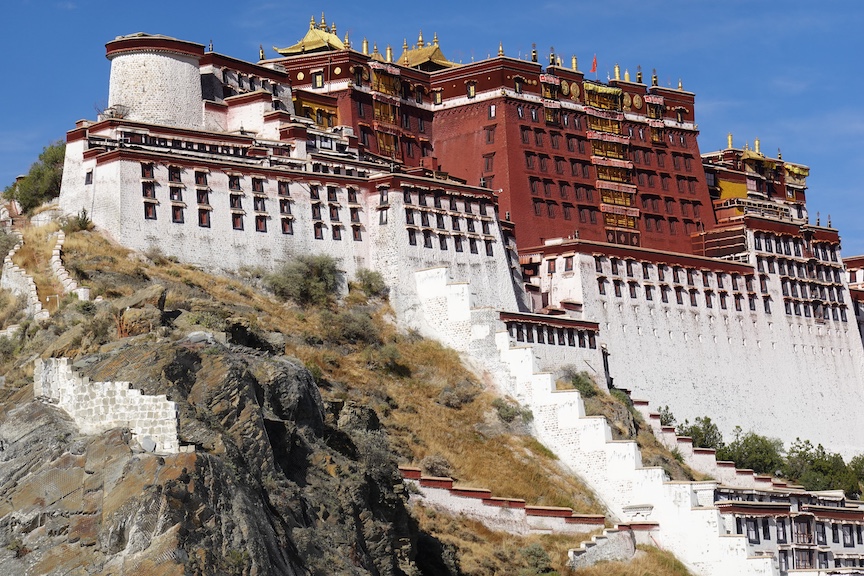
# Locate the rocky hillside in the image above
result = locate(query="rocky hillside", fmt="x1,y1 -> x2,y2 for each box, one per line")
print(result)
0,225 -> 693,575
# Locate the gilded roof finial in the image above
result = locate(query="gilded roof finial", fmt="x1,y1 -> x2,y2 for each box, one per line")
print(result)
310,15 -> 315,30
678,78 -> 683,90
557,56 -> 562,67
777,148 -> 782,160
549,46 -> 555,66
372,42 -> 379,55
531,43 -> 537,63
624,69 -> 630,82
362,38 -> 369,55
651,68 -> 658,86
727,132 -> 733,149
572,55 -> 578,71
417,30 -> 424,49
744,141 -> 749,151
498,42 -> 504,57
331,22 -> 337,35
259,44 -> 265,60
386,44 -> 393,62
403,38 -> 409,51
433,32 -> 439,46
636,65 -> 642,83
344,33 -> 350,49
754,137 -> 761,155
320,12 -> 327,30
614,63 -> 620,80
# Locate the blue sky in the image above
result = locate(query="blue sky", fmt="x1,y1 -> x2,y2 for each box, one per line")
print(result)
3,1 -> 864,251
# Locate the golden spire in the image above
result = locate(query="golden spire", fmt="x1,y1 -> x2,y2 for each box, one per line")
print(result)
372,42 -> 379,55
531,43 -> 537,62
498,42 -> 504,56
614,63 -> 620,80
744,141 -> 750,151
651,68 -> 658,86
572,55 -> 578,71
362,38 -> 369,55
549,46 -> 555,65
403,38 -> 409,51
309,15 -> 315,30
344,33 -> 350,49
319,12 -> 326,30
754,137 -> 761,155
433,32 -> 439,46
417,30 -> 424,49
636,65 -> 642,83
624,69 -> 630,82
259,44 -> 265,60
331,22 -> 337,36
386,44 -> 393,62
678,78 -> 683,90
557,56 -> 562,66
727,132 -> 733,149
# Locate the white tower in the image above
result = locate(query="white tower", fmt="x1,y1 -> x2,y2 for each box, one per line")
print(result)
105,33 -> 204,129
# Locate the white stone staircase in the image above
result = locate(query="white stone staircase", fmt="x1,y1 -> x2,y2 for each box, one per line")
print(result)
411,266 -> 778,575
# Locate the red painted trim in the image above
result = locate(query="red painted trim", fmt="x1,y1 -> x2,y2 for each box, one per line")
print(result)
66,127 -> 88,143
520,238 -> 755,275
481,497 -> 526,509
224,91 -> 274,107
693,448 -> 717,455
618,522 -> 660,531
200,52 -> 291,82
566,515 -> 606,525
449,487 -> 493,499
398,466 -> 422,480
106,36 -> 204,60
499,311 -> 600,331
419,477 -> 454,489
525,506 -> 574,518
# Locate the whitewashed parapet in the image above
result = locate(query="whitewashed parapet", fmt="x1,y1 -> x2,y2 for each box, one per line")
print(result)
33,357 -> 181,454
399,466 -> 606,536
0,232 -> 48,320
632,399 -> 778,491
569,527 -> 637,568
50,230 -> 89,301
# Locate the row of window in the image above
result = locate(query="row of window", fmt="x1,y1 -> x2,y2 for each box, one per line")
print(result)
757,256 -> 844,286
405,209 -> 491,234
507,321 -> 598,349
407,229 -> 494,256
129,135 -> 249,158
738,516 -> 863,548
599,279 -> 771,313
754,232 -> 839,264
143,202 -> 365,240
596,257 -> 754,292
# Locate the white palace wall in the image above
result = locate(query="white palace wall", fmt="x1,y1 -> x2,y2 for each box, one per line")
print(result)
560,250 -> 864,459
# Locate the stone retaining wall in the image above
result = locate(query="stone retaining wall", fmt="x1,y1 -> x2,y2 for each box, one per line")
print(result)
0,232 -> 48,321
399,466 -> 605,536
50,231 -> 89,301
33,358 -> 181,454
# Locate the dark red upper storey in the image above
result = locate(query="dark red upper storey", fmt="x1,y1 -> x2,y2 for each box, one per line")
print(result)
271,37 -> 713,253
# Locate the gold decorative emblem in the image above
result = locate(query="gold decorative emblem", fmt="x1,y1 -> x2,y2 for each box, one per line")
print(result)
571,82 -> 580,99
623,93 -> 632,108
333,66 -> 342,75
632,94 -> 643,109
561,82 -> 569,96
362,68 -> 370,80
296,71 -> 305,81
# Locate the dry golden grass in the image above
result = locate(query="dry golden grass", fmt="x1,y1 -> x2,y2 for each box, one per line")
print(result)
12,223 -> 64,312
571,545 -> 694,576
414,504 -> 595,575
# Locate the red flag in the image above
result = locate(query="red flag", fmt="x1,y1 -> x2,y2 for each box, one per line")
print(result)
590,54 -> 597,74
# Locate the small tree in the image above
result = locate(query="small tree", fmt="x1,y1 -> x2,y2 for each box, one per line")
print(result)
353,268 -> 388,298
264,255 -> 342,306
658,405 -> 676,427
678,416 -> 723,450
784,439 -> 858,497
717,427 -> 784,475
5,141 -> 66,212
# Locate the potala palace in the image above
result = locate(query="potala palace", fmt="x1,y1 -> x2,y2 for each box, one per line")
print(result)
49,20 -> 864,574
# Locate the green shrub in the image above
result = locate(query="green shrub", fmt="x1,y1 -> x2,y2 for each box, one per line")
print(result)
4,141 -> 65,213
561,367 -> 599,398
321,309 -> 381,345
492,397 -> 523,423
265,255 -> 342,306
678,416 -> 723,450
353,268 -> 388,298
61,209 -> 93,233
658,405 -> 677,427
420,454 -> 453,477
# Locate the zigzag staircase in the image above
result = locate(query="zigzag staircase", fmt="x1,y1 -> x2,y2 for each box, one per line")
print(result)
412,266 -> 777,575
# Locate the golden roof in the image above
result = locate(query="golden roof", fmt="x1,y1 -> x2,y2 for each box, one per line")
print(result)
274,14 -> 345,56
397,32 -> 457,71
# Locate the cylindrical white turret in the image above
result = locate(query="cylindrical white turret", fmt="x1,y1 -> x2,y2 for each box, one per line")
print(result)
106,33 -> 204,129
